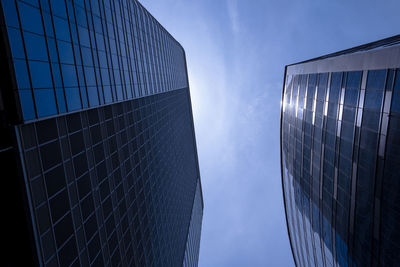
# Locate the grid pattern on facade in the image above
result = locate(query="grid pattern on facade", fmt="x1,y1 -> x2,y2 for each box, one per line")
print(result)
1,0 -> 188,121
281,69 -> 400,266
18,88 -> 199,267
183,180 -> 203,267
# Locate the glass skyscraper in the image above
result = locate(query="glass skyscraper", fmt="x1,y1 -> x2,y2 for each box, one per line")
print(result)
280,35 -> 400,266
0,0 -> 203,266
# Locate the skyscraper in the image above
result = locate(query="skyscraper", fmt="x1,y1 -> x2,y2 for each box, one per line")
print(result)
280,35 -> 400,266
0,0 -> 203,266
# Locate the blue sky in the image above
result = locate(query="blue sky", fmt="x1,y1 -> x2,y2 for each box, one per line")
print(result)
141,1 -> 399,266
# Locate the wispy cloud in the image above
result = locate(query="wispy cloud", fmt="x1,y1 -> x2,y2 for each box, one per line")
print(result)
226,0 -> 240,35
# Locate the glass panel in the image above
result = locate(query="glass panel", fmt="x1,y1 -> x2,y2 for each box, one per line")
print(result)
8,28 -> 25,59
18,2 -> 44,34
14,59 -> 31,89
2,0 -> 20,28
367,69 -> 386,90
61,64 -> 78,87
53,17 -> 70,42
28,61 -> 53,88
23,32 -> 48,61
65,87 -> 82,111
57,41 -> 75,64
18,90 -> 36,120
34,89 -> 57,117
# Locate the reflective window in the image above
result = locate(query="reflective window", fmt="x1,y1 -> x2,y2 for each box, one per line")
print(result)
14,60 -> 31,89
53,17 -> 70,42
18,2 -> 43,34
19,90 -> 36,120
34,89 -> 57,117
23,32 -> 48,61
2,0 -> 20,28
57,41 -> 74,64
29,61 -> 53,88
8,28 -> 25,59
61,65 -> 79,89
65,87 -> 81,111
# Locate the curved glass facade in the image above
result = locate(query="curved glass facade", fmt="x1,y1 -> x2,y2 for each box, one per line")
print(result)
281,37 -> 400,267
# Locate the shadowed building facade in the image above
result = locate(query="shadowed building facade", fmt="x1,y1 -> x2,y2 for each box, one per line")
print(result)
0,0 -> 203,266
280,35 -> 400,266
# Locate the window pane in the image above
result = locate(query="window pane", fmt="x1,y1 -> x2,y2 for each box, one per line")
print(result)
29,61 -> 53,88
57,41 -> 75,64
23,32 -> 48,61
53,17 -> 70,42
367,69 -> 387,90
14,60 -> 31,89
61,64 -> 78,87
34,89 -> 57,117
19,90 -> 36,120
364,90 -> 383,110
87,86 -> 99,106
2,0 -> 20,28
65,87 -> 82,111
18,2 -> 44,34
50,0 -> 67,18
56,88 -> 67,113
8,28 -> 25,59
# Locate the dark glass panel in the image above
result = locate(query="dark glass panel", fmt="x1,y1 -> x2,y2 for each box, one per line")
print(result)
364,90 -> 384,110
53,17 -> 70,42
65,87 -> 82,111
61,64 -> 78,87
18,2 -> 44,34
2,0 -> 20,28
29,61 -> 53,88
49,189 -> 70,222
19,90 -> 36,120
58,41 -> 75,64
8,27 -> 25,59
23,32 -> 48,61
14,60 -> 31,89
45,165 -> 66,197
34,89 -> 57,117
366,69 -> 387,90
54,213 -> 74,247
346,71 -> 362,89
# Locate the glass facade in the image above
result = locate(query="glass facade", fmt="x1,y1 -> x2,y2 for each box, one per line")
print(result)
0,0 -> 203,266
183,180 -> 203,267
281,36 -> 400,267
1,0 -> 187,121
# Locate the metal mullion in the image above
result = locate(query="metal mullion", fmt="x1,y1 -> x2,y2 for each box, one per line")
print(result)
107,0 -> 121,101
64,0 -> 91,112
370,69 -> 393,266
118,0 -> 134,99
122,0 -> 136,99
68,1 -> 90,109
299,74 -> 313,267
131,2 -> 144,97
37,1 -> 61,115
14,0 -> 38,119
112,0 -> 128,101
127,0 -> 141,98
87,0 -> 107,105
148,17 -> 158,94
132,2 -> 143,97
83,0 -> 104,105
283,76 -> 302,267
150,19 -> 161,93
98,0 -> 116,103
309,74 -> 323,267
292,76 -> 307,267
